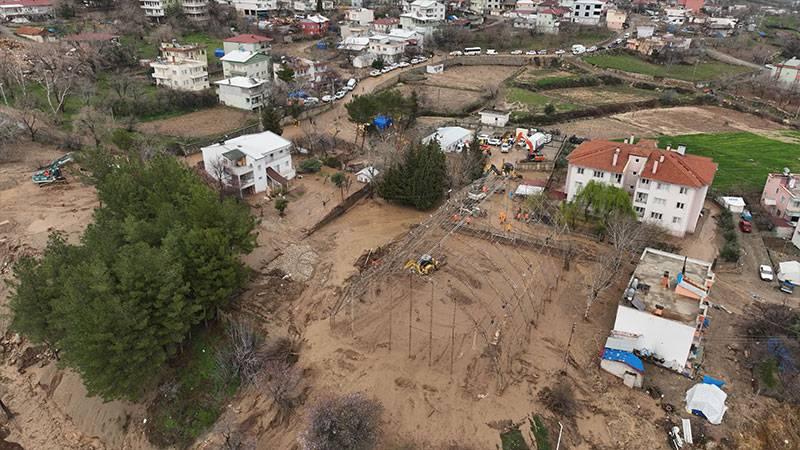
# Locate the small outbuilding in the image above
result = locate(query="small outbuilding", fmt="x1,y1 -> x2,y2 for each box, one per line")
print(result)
600,335 -> 645,388
685,383 -> 727,424
778,261 -> 800,285
479,109 -> 511,127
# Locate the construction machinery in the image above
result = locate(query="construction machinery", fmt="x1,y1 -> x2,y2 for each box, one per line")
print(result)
502,162 -> 522,179
460,206 -> 488,218
32,153 -> 73,186
485,163 -> 501,176
404,254 -> 444,275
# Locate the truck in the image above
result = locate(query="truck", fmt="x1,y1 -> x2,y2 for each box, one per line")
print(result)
571,44 -> 586,55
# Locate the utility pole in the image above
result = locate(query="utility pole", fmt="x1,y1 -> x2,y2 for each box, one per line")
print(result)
388,290 -> 393,352
562,322 -> 576,373
429,281 -> 434,367
408,273 -> 413,359
450,297 -> 457,376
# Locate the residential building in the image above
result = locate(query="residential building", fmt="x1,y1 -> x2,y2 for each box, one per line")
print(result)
347,7 -> 374,25
181,0 -> 209,20
422,126 -> 474,153
400,0 -> 445,37
571,0 -> 604,25
610,248 -> 714,377
636,25 -> 654,38
558,0 -> 573,19
221,50 -> 272,79
478,110 -> 511,127
139,0 -> 208,20
14,25 -> 49,42
760,171 -> 800,224
471,0 -> 502,14
770,57 -> 800,90
201,131 -> 295,196
293,0 -> 333,11
515,0 -> 535,10
600,336 -> 645,388
0,0 -> 52,20
368,34 -> 407,63
340,24 -> 371,38
150,42 -> 210,91
678,0 -> 703,13
229,0 -> 279,18
371,17 -> 399,33
664,7 -> 688,25
565,139 -> 717,236
139,0 -> 170,18
535,8 -> 562,33
223,34 -> 272,54
214,77 -> 269,110
275,57 -> 327,83
299,14 -> 330,36
605,8 -> 626,30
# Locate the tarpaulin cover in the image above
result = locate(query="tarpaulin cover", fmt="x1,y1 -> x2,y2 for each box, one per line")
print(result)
685,383 -> 727,425
601,348 -> 644,373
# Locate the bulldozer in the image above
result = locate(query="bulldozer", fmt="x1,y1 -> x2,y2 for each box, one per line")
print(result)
404,254 -> 444,275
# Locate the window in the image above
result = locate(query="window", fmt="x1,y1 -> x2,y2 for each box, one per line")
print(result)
614,173 -> 622,183
650,212 -> 663,220
641,178 -> 650,185
680,187 -> 688,194
672,216 -> 682,224
593,170 -> 604,178
656,182 -> 667,190
634,206 -> 645,217
635,158 -> 640,163
676,202 -> 685,209
575,181 -> 583,192
653,197 -> 666,206
635,192 -> 648,203
577,167 -> 584,175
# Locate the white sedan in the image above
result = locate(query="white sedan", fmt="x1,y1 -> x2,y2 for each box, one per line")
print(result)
759,265 -> 774,281
321,95 -> 333,103
487,138 -> 502,146
510,50 -> 523,55
525,50 -> 537,55
369,70 -> 381,77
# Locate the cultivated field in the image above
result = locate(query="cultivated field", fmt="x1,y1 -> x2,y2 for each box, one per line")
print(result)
658,132 -> 800,192
584,53 -> 753,81
547,85 -> 658,105
136,106 -> 256,138
421,65 -> 521,91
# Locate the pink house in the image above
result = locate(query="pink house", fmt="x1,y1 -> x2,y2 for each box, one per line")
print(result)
761,171 -> 800,224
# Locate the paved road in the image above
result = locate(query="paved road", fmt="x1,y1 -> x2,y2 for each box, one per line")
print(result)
705,48 -> 765,71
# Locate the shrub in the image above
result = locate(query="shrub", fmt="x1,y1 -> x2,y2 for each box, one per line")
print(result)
299,158 -> 323,173
538,380 -> 577,417
723,230 -> 738,243
275,197 -> 289,216
302,392 -> 383,450
111,129 -> 135,150
720,240 -> 741,262
323,155 -> 340,169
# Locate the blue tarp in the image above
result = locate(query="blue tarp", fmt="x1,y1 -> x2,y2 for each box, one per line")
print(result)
373,115 -> 393,130
288,90 -> 308,98
214,48 -> 225,58
602,348 -> 645,372
702,375 -> 725,387
316,41 -> 327,49
768,337 -> 797,373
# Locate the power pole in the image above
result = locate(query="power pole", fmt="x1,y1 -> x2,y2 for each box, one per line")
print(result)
562,322 -> 576,373
450,297 -> 457,376
429,281 -> 434,367
388,290 -> 393,352
408,273 -> 413,359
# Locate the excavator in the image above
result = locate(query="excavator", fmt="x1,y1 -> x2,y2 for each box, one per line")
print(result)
32,153 -> 74,186
502,162 -> 523,179
485,163 -> 502,176
404,254 -> 445,275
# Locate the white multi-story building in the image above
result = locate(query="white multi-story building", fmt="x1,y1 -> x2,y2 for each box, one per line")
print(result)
150,42 -> 210,91
0,0 -> 53,20
400,0 -> 445,37
228,0 -> 279,18
214,77 -> 269,111
565,139 -> 717,236
368,35 -> 406,63
202,131 -> 295,196
221,50 -> 271,78
223,34 -> 272,54
139,0 -> 208,20
571,0 -> 604,25
347,7 -> 374,25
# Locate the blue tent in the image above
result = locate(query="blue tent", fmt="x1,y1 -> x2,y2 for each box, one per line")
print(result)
602,348 -> 644,372
316,41 -> 327,50
373,115 -> 393,130
288,90 -> 308,99
214,48 -> 225,58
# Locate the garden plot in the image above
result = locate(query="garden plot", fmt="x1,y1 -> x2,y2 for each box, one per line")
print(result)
422,65 -> 520,91
546,85 -> 659,105
397,84 -> 486,115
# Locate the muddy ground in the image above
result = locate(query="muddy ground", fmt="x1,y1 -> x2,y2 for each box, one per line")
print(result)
136,106 -> 256,139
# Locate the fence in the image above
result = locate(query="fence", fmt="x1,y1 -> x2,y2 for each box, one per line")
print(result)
305,183 -> 372,236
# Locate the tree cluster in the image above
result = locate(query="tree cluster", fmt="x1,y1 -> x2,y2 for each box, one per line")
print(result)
345,89 -> 418,129
378,141 -> 447,210
8,155 -> 256,400
717,208 -> 741,262
302,392 -> 383,450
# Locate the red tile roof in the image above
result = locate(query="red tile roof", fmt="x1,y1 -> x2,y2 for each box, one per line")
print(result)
63,32 -> 118,42
224,33 -> 272,43
15,26 -> 45,35
567,140 -> 717,188
373,18 -> 399,25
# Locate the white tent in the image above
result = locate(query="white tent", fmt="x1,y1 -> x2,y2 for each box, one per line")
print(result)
685,383 -> 727,425
717,196 -> 745,213
514,185 -> 544,197
778,261 -> 800,285
356,166 -> 379,183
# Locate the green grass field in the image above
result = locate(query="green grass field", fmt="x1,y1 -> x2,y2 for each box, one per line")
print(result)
584,54 -> 752,81
506,87 -> 577,112
657,132 -> 800,192
123,32 -> 224,62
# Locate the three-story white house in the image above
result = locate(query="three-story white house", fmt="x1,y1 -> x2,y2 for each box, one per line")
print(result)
202,131 -> 295,196
565,139 -> 717,236
400,0 -> 445,37
150,42 -> 209,91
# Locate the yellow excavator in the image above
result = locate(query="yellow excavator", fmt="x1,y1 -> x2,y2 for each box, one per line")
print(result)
404,254 -> 444,275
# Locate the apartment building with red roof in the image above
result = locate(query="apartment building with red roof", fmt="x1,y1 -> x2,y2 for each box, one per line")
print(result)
565,138 -> 717,236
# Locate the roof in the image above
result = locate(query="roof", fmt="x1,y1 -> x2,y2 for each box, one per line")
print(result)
778,57 -> 800,67
214,76 -> 267,88
222,149 -> 246,161
411,0 -> 439,7
205,131 -> 291,162
423,126 -> 473,150
373,17 -> 399,25
602,348 -> 645,372
224,33 -> 271,44
64,32 -> 118,42
480,109 -> 510,117
567,140 -> 717,188
220,49 -> 261,63
302,14 -> 329,24
0,0 -> 51,6
14,25 -> 44,35
624,247 -> 713,324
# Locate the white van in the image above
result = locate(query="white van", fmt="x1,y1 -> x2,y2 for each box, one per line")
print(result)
571,44 -> 586,55
346,78 -> 357,90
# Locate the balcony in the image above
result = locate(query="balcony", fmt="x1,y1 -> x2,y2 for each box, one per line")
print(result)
634,192 -> 648,204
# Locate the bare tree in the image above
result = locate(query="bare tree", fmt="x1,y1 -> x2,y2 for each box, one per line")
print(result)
216,319 -> 265,386
302,392 -> 383,450
264,360 -> 303,424
13,97 -> 44,142
29,44 -> 88,116
0,55 -> 30,105
208,156 -> 232,199
75,105 -> 114,147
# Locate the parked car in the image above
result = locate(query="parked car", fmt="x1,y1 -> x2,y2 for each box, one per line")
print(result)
486,49 -> 497,55
538,49 -> 547,55
500,142 -> 512,153
321,95 -> 333,102
526,50 -> 537,55
487,138 -> 502,146
477,133 -> 490,142
305,96 -> 320,105
334,90 -> 347,100
449,50 -> 463,56
741,209 -> 753,222
759,264 -> 774,281
380,67 -> 392,73
369,70 -> 381,77
510,50 -> 523,55
398,61 -> 410,68
346,78 -> 357,89
587,46 -> 598,53
739,219 -> 752,233
555,49 -> 566,55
